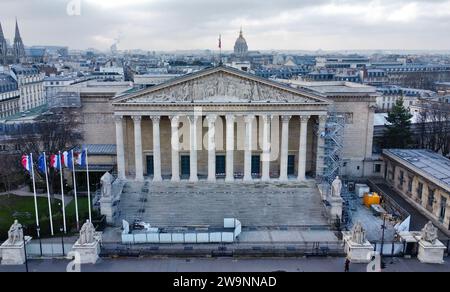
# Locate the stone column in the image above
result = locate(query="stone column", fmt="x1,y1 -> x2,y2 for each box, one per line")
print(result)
207,115 -> 217,182
170,116 -> 180,182
279,115 -> 291,181
151,116 -> 162,182
132,116 -> 144,182
188,116 -> 199,182
244,115 -> 255,182
298,115 -> 310,181
225,114 -> 235,182
114,116 -> 126,180
315,115 -> 327,180
261,115 -> 271,182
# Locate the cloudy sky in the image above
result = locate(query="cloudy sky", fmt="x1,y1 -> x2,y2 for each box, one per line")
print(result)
1,0 -> 450,51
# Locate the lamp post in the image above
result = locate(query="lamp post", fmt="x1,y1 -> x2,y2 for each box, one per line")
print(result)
380,216 -> 387,269
22,225 -> 29,273
60,227 -> 65,256
36,226 -> 42,257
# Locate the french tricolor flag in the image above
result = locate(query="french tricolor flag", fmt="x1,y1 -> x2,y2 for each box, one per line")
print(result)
50,154 -> 62,170
21,155 -> 32,172
62,151 -> 73,168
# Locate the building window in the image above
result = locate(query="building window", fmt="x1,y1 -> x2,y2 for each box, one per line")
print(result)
428,188 -> 435,208
407,177 -> 413,193
398,171 -> 405,188
373,164 -> 381,173
440,197 -> 447,223
417,182 -> 423,200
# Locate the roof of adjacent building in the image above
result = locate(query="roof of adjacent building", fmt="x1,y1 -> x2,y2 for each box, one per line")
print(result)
383,149 -> 450,191
73,144 -> 116,155
11,65 -> 40,76
278,79 -> 377,96
0,73 -> 18,93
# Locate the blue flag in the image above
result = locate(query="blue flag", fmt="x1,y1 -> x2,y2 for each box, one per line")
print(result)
38,154 -> 46,174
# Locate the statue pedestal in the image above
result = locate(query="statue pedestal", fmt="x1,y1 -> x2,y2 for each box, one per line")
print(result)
328,196 -> 343,223
417,240 -> 446,264
343,232 -> 374,264
71,232 -> 102,265
72,240 -> 100,265
100,196 -> 115,224
0,236 -> 31,265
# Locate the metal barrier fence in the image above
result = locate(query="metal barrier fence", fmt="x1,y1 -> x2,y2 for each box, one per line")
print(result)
371,240 -> 450,258
100,241 -> 345,258
26,242 -> 73,258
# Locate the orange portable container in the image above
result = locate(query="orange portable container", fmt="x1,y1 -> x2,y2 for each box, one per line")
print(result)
363,193 -> 381,208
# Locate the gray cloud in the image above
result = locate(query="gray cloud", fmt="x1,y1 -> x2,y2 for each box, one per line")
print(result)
0,0 -> 450,51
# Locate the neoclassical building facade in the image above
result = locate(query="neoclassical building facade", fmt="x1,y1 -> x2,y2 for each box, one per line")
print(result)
112,66 -> 332,182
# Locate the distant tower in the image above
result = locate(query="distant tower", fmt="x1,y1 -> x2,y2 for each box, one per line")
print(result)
13,20 -> 26,63
233,27 -> 248,59
0,21 -> 8,65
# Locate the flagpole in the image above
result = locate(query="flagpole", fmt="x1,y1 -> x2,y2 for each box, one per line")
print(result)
58,151 -> 67,234
85,148 -> 92,222
29,153 -> 40,238
43,152 -> 54,236
71,149 -> 80,231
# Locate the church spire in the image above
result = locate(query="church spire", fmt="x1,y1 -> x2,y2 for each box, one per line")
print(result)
0,21 -> 5,39
15,19 -> 22,40
13,18 -> 26,63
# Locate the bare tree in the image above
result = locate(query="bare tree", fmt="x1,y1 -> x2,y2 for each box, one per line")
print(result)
13,107 -> 83,195
417,99 -> 450,157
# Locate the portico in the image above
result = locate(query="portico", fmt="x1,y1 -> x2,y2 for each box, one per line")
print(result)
113,66 -> 331,183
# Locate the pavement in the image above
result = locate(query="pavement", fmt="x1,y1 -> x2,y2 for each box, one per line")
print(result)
0,257 -> 449,272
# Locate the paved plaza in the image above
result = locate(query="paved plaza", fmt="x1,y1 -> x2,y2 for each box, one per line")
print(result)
117,180 -> 329,228
1,257 -> 449,273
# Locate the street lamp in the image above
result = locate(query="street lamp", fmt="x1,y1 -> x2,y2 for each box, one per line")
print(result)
36,226 -> 42,257
380,216 -> 387,270
60,227 -> 65,256
22,225 -> 29,273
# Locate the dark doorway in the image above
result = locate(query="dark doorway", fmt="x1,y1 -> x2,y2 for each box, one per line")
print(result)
181,155 -> 190,178
216,155 -> 226,176
146,156 -> 154,176
252,155 -> 261,176
288,155 -> 296,176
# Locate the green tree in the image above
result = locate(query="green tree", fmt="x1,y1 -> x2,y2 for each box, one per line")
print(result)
384,98 -> 413,149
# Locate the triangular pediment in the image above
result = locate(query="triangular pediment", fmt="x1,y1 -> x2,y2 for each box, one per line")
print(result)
114,66 -> 331,105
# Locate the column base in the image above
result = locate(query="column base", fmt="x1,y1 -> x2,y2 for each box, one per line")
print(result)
153,177 -> 163,183
171,177 -> 180,183
208,177 -> 217,183
225,177 -> 235,183
189,177 -> 199,183
278,176 -> 288,182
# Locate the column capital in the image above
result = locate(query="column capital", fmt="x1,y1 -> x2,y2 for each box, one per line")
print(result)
150,115 -> 161,123
131,115 -> 142,122
318,115 -> 328,123
226,114 -> 236,122
114,115 -> 124,123
281,115 -> 292,123
188,115 -> 200,124
206,114 -> 218,124
299,115 -> 311,123
169,115 -> 180,126
245,115 -> 255,123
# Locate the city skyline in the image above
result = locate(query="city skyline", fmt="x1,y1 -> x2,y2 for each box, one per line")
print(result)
1,0 -> 450,51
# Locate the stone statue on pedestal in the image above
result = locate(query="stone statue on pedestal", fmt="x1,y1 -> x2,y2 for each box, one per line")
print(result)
78,220 -> 96,245
351,222 -> 366,245
7,220 -> 24,245
421,221 -> 438,245
100,172 -> 113,198
331,176 -> 343,198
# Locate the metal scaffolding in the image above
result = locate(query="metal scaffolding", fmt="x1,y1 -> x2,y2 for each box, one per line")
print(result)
316,112 -> 355,228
